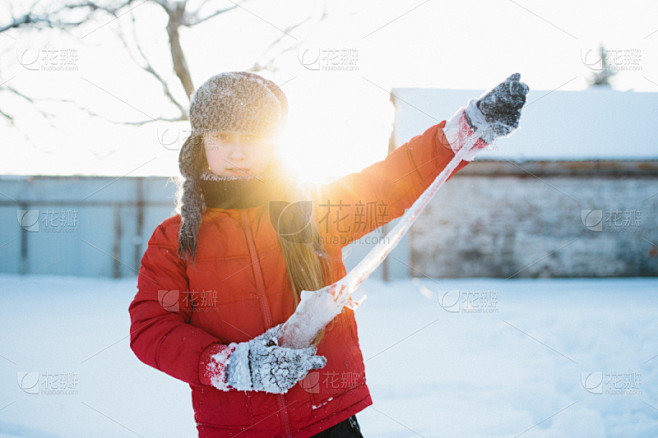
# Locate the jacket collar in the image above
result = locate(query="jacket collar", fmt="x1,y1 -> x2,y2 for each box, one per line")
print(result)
199,170 -> 272,210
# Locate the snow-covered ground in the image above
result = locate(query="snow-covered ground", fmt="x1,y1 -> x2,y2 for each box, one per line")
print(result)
0,274 -> 656,437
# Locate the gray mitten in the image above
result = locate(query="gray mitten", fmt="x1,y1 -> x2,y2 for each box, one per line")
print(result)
465,73 -> 530,143
225,323 -> 327,394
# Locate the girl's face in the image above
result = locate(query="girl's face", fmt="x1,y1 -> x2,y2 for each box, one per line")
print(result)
203,131 -> 277,177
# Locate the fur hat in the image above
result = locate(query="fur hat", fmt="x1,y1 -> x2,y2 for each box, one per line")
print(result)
177,71 -> 289,264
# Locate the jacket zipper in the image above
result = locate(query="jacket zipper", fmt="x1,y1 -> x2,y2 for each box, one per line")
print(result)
241,210 -> 293,438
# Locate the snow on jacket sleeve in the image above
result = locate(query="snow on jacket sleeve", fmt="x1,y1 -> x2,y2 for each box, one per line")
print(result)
308,120 -> 472,248
129,221 -> 233,388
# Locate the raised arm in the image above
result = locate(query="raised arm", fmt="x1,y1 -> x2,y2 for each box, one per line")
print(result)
306,73 -> 529,249
305,120 -> 471,249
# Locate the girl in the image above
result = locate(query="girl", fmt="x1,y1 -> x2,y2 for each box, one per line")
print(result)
129,71 -> 528,437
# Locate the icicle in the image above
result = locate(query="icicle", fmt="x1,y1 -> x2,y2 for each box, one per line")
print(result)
278,122 -> 481,349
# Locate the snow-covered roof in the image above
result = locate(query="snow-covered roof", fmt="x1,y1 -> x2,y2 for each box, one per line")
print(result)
391,88 -> 658,162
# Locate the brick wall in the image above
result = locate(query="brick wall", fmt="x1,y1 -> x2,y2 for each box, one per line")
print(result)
410,161 -> 658,278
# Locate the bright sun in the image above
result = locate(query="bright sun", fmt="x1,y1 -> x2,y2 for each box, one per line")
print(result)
272,74 -> 395,186
277,127 -> 339,185
277,112 -> 389,186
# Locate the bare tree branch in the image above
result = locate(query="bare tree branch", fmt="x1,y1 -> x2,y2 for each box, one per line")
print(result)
9,82 -> 184,126
182,0 -> 244,26
160,1 -> 195,99
250,5 -> 328,74
0,11 -> 83,32
60,0 -> 134,17
115,6 -> 187,115
1,0 -> 329,131
0,107 -> 15,122
2,83 -> 69,146
5,85 -> 58,122
0,0 -> 136,33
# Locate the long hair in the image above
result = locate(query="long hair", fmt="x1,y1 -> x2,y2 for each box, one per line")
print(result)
174,136 -> 333,347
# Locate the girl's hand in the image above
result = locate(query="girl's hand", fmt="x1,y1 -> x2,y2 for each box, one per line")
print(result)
220,323 -> 327,394
443,73 -> 529,161
465,73 -> 530,143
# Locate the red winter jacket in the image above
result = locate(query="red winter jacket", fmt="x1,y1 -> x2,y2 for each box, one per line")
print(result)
129,119 -> 474,437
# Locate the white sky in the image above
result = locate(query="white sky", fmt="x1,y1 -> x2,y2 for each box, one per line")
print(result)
1,0 -> 657,182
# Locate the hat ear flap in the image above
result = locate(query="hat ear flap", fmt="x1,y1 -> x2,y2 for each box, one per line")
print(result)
179,133 -> 205,178
177,132 -> 206,265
